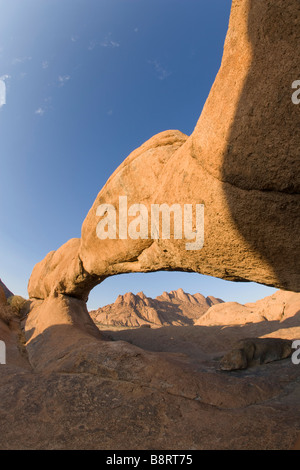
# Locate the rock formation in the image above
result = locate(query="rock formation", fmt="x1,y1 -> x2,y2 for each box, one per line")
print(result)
0,280 -> 13,300
1,0 -> 300,450
24,0 -> 300,378
196,289 -> 300,327
90,288 -> 223,328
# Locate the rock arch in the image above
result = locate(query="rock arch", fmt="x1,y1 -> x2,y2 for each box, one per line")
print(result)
25,0 -> 300,373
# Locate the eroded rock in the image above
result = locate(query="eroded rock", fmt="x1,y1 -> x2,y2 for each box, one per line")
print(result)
25,0 -> 300,378
220,338 -> 293,371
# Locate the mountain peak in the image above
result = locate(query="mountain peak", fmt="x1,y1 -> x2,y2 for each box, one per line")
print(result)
123,292 -> 136,304
90,288 -> 224,328
136,291 -> 147,300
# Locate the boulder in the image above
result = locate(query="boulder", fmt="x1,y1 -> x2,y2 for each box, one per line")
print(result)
220,338 -> 293,371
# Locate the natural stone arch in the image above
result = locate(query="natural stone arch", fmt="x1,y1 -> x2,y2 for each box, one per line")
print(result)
25,0 -> 300,374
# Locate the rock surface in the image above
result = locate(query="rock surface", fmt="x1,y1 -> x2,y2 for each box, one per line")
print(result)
0,280 -> 13,300
90,288 -> 223,328
1,288 -> 300,450
1,284 -> 296,450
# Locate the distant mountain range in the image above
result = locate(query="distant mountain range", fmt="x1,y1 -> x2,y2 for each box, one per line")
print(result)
0,279 -> 13,299
89,288 -> 224,327
90,288 -> 300,330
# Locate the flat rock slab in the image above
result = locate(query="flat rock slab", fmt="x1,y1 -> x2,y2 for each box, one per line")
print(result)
0,358 -> 299,450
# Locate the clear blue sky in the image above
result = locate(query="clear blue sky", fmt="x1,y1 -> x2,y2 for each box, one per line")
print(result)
0,0 -> 277,309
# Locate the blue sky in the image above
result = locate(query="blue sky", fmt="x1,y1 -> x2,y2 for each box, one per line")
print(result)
0,0 -> 277,309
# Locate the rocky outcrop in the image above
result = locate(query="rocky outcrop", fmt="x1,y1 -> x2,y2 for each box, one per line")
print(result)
0,280 -> 13,300
196,290 -> 300,327
90,288 -> 223,328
